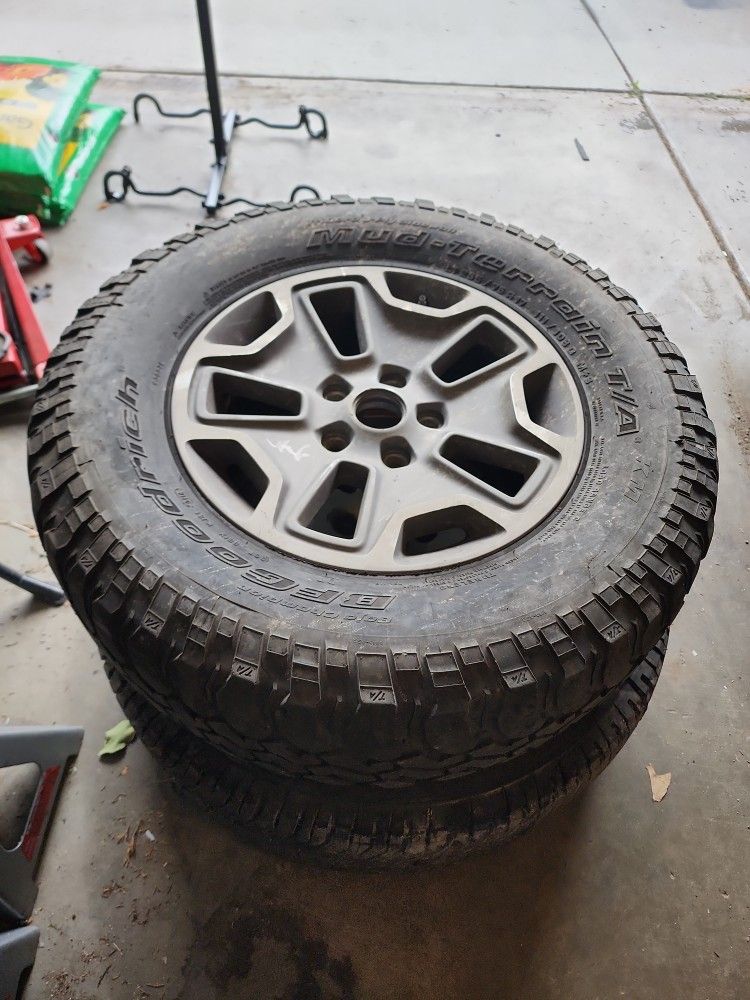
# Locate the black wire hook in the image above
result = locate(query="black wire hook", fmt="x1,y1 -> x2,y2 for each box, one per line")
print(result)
104,167 -> 320,209
103,166 -> 205,204
289,184 -> 322,201
299,106 -> 328,140
235,105 -> 328,140
220,183 -> 321,210
132,92 -> 211,123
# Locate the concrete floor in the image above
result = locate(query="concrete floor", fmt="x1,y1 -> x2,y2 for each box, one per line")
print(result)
1,3 -> 749,998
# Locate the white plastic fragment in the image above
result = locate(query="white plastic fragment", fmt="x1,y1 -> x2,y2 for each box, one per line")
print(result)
646,763 -> 672,802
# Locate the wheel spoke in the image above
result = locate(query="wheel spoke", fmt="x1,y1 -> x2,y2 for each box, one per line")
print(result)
189,365 -> 307,426
284,458 -> 377,550
421,313 -> 530,390
188,287 -> 292,365
508,355 -> 582,455
298,280 -> 375,363
366,268 -> 485,320
434,433 -> 555,510
379,465 -> 509,564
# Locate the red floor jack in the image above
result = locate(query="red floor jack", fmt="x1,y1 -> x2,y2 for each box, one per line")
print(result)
0,212 -> 64,604
0,214 -> 51,406
0,220 -> 70,1000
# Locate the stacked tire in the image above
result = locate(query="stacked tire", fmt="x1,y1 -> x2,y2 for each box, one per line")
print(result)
28,199 -> 717,867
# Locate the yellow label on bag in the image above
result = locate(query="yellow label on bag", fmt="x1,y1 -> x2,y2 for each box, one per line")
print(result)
0,64 -> 72,149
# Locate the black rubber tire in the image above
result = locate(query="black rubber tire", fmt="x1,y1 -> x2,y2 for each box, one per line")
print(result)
110,633 -> 668,868
28,198 -> 716,803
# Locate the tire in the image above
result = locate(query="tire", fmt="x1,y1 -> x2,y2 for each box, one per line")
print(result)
28,199 -> 716,861
110,633 -> 668,868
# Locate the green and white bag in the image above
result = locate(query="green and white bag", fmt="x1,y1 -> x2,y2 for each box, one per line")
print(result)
0,57 -> 122,223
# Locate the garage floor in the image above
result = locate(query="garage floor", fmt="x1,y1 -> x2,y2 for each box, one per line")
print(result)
1,2 -> 749,998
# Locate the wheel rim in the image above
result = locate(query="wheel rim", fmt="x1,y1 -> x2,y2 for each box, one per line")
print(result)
171,265 -> 586,572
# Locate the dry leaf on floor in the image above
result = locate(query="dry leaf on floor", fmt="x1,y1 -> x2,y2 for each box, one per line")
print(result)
646,763 -> 672,802
125,820 -> 144,863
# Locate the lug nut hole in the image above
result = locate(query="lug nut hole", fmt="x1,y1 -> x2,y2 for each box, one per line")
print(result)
320,422 -> 353,452
378,364 -> 410,388
381,437 -> 413,468
319,375 -> 352,402
417,403 -> 446,429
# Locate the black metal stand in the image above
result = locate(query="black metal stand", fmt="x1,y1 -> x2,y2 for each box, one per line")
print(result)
103,0 -> 328,215
0,561 -> 66,606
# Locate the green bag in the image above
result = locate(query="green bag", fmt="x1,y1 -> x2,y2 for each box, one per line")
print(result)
0,58 -> 123,224
44,103 -> 124,223
0,57 -> 99,196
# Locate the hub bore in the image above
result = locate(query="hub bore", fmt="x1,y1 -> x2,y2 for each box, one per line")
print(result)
354,388 -> 405,430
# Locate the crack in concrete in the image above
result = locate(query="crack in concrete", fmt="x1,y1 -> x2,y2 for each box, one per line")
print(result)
579,0 -> 750,304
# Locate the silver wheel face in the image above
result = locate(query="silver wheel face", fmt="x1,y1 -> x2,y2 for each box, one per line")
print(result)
171,266 -> 586,572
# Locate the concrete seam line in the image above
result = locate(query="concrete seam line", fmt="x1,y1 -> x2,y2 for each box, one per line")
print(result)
579,0 -> 750,304
101,68 -> 750,102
